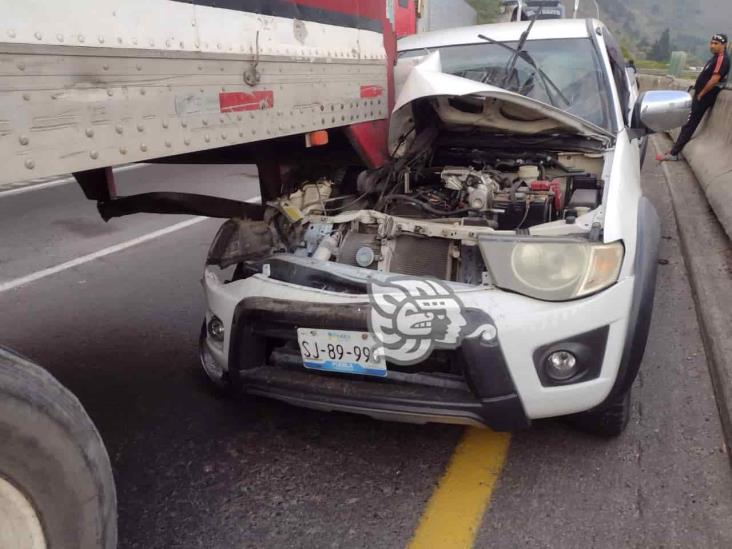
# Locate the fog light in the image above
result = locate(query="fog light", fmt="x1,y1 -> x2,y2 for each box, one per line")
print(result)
545,351 -> 578,381
207,316 -> 225,342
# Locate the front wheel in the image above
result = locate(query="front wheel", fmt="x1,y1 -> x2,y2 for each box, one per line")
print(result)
0,347 -> 117,548
566,388 -> 632,438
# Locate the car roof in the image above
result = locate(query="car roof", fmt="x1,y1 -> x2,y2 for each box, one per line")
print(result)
398,18 -> 595,52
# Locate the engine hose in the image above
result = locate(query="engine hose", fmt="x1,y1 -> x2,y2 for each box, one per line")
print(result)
383,195 -> 482,216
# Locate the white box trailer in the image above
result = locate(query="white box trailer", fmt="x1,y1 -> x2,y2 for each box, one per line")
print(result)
0,1 -> 401,547
0,0 -> 390,185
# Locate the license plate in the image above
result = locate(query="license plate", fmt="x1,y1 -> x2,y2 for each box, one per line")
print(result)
296,328 -> 386,377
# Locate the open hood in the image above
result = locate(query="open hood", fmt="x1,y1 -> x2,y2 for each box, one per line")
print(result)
391,52 -> 614,147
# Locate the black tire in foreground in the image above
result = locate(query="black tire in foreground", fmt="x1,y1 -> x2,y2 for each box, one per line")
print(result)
0,346 -> 117,548
566,388 -> 632,438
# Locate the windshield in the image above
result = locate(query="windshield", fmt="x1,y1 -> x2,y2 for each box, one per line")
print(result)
399,38 -> 614,130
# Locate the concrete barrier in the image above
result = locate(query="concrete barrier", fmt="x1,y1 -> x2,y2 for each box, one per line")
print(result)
638,74 -> 732,242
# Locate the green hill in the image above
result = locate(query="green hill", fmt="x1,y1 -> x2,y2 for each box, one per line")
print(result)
562,0 -> 732,60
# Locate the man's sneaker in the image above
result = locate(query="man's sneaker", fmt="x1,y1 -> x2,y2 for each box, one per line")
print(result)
656,152 -> 680,162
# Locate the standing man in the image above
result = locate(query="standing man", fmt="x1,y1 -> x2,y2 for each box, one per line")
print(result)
657,34 -> 730,161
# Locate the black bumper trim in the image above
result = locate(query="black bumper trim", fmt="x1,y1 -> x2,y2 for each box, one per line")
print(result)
239,366 -> 527,430
228,297 -> 531,431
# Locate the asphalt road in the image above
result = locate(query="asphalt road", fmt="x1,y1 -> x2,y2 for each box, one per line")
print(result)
0,158 -> 730,548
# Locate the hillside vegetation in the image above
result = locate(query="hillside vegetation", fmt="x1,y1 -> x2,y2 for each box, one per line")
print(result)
563,0 -> 732,60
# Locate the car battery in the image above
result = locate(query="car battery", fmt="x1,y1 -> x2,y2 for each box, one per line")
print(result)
494,192 -> 552,230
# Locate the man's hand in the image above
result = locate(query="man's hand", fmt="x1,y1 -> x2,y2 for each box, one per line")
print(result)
697,73 -> 722,101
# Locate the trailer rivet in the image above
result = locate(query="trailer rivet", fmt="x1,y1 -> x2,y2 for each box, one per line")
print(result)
132,38 -> 138,45
56,33 -> 64,42
204,134 -> 211,143
119,147 -> 127,155
117,37 -> 123,44
162,120 -> 169,129
85,128 -> 94,138
165,140 -> 171,148
140,88 -> 146,95
25,159 -> 35,169
219,116 -> 225,123
98,35 -> 105,44
19,135 -> 29,146
236,114 -> 242,121
22,93 -> 30,101
102,64 -> 109,71
165,39 -> 171,47
78,34 -> 85,43
202,119 -> 208,126
136,64 -> 142,71
115,125 -> 123,134
238,131 -> 243,137
7,30 -> 16,38
184,138 -> 191,145
34,32 -> 43,40
137,124 -> 144,132
89,150 -> 99,159
181,121 -> 188,128
140,144 -> 148,152
107,89 -> 114,97
17,63 -> 25,71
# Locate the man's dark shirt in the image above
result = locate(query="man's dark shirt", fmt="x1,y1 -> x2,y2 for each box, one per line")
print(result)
695,51 -> 730,93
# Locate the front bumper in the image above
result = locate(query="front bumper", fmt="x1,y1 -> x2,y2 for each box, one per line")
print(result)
202,257 -> 635,429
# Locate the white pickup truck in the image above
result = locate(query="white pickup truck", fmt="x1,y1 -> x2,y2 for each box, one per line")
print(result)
199,17 -> 691,438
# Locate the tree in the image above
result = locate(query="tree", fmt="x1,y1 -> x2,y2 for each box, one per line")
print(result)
465,0 -> 501,24
648,28 -> 672,62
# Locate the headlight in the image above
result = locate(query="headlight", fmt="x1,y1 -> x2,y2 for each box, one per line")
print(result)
479,237 -> 624,301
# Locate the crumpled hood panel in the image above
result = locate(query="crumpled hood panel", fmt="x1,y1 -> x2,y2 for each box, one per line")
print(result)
391,52 -> 613,144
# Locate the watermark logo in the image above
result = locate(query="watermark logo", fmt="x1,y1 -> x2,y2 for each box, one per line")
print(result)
368,276 -> 497,365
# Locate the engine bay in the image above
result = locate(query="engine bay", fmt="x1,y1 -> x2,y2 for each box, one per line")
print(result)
208,132 -> 607,286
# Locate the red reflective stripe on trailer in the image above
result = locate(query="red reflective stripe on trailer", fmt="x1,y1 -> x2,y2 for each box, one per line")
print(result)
219,91 -> 274,112
360,85 -> 384,98
714,54 -> 724,74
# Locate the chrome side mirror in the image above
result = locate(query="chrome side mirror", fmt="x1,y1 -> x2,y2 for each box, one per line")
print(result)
632,90 -> 692,134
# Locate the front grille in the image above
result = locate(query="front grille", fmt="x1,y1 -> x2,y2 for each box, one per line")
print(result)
231,298 -> 464,380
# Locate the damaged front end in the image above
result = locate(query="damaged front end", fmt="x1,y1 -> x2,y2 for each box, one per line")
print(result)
206,74 -> 622,300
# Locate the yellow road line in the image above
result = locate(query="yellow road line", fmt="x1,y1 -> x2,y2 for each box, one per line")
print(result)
408,428 -> 511,549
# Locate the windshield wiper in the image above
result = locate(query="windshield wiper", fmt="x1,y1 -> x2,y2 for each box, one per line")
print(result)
503,13 -> 538,89
477,33 -> 570,108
